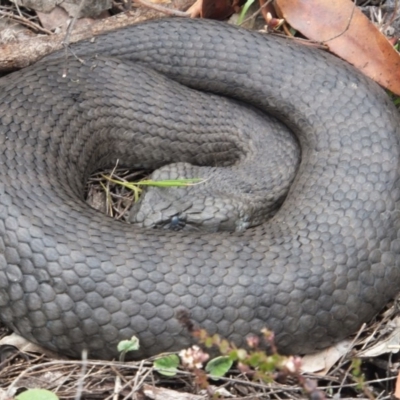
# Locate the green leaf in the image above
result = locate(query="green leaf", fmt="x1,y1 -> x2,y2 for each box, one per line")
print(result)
117,336 -> 140,354
154,354 -> 180,376
205,356 -> 233,379
16,389 -> 59,400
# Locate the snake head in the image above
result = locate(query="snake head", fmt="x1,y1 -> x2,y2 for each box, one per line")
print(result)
128,163 -> 254,233
129,185 -> 190,231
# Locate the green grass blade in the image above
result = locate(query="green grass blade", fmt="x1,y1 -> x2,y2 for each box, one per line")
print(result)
137,178 -> 203,187
237,0 -> 256,25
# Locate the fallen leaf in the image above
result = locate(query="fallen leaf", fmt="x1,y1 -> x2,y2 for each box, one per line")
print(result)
16,388 -> 59,400
36,7 -> 70,32
395,371 -> 400,399
189,0 -> 235,19
142,384 -> 204,399
358,317 -> 400,357
301,339 -> 352,375
275,0 -> 400,95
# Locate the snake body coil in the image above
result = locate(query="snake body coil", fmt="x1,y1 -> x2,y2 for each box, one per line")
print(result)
1,18 -> 400,359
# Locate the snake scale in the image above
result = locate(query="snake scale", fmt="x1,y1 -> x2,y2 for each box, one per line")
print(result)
1,18 -> 400,360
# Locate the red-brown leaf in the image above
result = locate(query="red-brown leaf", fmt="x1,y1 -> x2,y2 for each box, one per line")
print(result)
275,0 -> 400,95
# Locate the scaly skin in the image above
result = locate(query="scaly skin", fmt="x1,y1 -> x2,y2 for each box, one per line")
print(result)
0,18 -> 400,359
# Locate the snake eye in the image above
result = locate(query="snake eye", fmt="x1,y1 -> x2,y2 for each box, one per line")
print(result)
169,215 -> 186,231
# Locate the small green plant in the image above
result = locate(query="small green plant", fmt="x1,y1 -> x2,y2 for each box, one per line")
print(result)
350,358 -> 365,390
154,354 -> 180,376
118,311 -> 326,400
16,389 -> 59,400
117,335 -> 140,361
176,310 -> 324,398
190,327 -> 301,383
116,318 -> 324,398
392,95 -> 400,106
205,356 -> 233,379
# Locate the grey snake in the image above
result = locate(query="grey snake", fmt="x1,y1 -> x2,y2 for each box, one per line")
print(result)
0,18 -> 400,359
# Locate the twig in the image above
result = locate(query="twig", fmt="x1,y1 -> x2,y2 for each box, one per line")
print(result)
132,0 -> 190,17
62,0 -> 87,76
74,349 -> 88,400
12,1 -> 23,18
0,9 -> 52,34
382,0 -> 399,33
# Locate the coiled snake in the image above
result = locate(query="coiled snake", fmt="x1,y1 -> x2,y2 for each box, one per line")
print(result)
0,18 -> 400,359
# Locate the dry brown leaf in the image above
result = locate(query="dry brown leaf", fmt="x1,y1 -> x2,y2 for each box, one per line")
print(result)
36,7 -> 70,31
357,316 -> 400,357
301,339 -> 352,375
188,0 -> 235,19
396,371 -> 400,399
36,6 -> 100,32
275,0 -> 400,95
142,384 -> 205,399
204,0 -> 235,19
